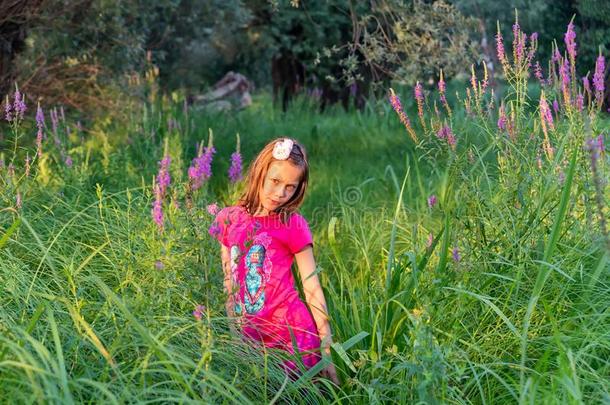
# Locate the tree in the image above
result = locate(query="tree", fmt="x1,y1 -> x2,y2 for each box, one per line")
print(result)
242,0 -> 478,108
3,0 -> 253,108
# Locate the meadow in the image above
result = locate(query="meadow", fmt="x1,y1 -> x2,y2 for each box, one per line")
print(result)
1,23 -> 609,404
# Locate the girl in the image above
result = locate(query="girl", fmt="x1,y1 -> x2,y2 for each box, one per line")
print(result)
209,137 -> 339,383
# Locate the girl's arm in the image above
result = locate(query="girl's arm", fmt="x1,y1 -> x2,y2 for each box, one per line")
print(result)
294,245 -> 332,352
220,244 -> 234,317
295,245 -> 339,384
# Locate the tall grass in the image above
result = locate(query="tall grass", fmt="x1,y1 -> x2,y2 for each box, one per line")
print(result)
1,19 -> 609,404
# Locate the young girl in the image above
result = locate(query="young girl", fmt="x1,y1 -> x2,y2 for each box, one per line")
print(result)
209,137 -> 338,383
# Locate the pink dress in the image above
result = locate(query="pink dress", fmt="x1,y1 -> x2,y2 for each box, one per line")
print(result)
209,205 -> 321,370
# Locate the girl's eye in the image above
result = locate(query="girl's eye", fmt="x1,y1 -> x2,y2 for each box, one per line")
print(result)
286,185 -> 295,191
271,178 -> 280,184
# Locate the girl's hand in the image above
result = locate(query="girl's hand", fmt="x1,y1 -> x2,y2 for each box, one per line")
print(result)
321,360 -> 339,385
321,344 -> 340,385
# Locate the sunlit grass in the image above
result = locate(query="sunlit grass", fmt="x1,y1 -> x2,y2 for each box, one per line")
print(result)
1,71 -> 609,403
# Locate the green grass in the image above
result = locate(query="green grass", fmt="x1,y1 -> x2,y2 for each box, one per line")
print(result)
1,86 -> 609,404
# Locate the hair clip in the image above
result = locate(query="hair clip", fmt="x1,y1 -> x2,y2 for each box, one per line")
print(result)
272,138 -> 294,160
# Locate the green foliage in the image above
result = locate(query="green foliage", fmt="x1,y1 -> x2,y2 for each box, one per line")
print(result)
11,0 -> 252,103
1,81 -> 609,402
388,0 -> 479,83
576,0 -> 610,70
1,16 -> 609,403
9,0 -> 479,108
451,0 -> 610,76
244,0 -> 478,90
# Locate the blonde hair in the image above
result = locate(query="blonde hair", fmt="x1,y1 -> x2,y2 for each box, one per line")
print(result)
238,137 -> 309,223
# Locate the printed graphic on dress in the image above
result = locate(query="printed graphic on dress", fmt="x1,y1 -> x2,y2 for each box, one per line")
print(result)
244,244 -> 266,314
230,245 -> 243,315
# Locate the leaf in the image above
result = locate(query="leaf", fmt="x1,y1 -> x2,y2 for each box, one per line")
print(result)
331,331 -> 370,374
0,217 -> 21,250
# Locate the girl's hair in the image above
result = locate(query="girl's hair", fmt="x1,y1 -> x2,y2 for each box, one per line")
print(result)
238,137 -> 309,222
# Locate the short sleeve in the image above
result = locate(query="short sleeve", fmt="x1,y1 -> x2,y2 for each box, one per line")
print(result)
208,207 -> 230,247
287,213 -> 313,254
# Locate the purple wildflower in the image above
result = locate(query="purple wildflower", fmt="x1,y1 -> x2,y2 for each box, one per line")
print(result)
16,193 -> 22,210
512,22 -> 520,43
437,125 -> 456,149
436,126 -> 448,139
496,32 -> 507,66
593,55 -> 606,105
65,155 -> 73,168
437,70 -> 451,115
414,81 -> 424,102
228,151 -> 243,183
452,246 -> 461,262
389,89 -> 417,142
414,81 -> 425,122
564,22 -> 577,62
576,93 -> 584,112
59,106 -> 65,122
193,304 -> 206,321
208,222 -> 221,238
552,48 -> 561,64
13,89 -> 26,120
188,146 -> 216,190
150,153 -> 171,231
206,203 -> 219,216
155,260 -> 164,270
513,23 -> 525,64
438,72 -> 446,95
539,92 -> 555,158
540,95 -> 555,131
553,100 -> 560,115
427,194 -> 437,208
152,193 -> 164,230
4,96 -> 12,122
524,33 -> 538,69
157,155 -> 171,198
497,104 -> 507,130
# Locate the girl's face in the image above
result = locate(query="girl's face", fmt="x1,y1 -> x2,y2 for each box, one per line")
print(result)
257,160 -> 302,215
